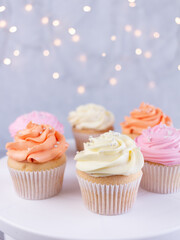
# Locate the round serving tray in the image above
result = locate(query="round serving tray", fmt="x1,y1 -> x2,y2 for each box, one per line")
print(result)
0,140 -> 180,240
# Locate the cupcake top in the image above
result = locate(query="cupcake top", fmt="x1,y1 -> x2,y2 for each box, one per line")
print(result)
120,102 -> 172,135
6,122 -> 68,163
68,103 -> 114,130
75,131 -> 144,177
9,111 -> 64,137
135,124 -> 180,166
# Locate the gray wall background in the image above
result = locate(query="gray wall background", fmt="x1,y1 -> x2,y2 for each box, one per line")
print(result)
0,0 -> 180,151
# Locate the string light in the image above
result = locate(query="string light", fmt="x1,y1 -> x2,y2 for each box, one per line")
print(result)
41,17 -> 49,25
115,64 -> 122,71
25,4 -> 33,12
83,6 -> 91,12
77,86 -> 85,94
78,54 -> 87,62
148,81 -> 156,89
52,20 -> 60,27
72,34 -> 80,42
153,32 -> 160,38
134,29 -> 142,37
135,48 -> 142,55
111,35 -> 117,41
68,27 -> 76,35
0,6 -> 6,12
3,58 -> 11,65
109,78 -> 117,86
178,65 -> 180,71
101,52 -> 106,57
129,2 -> 136,7
128,0 -> 135,2
52,72 -> 59,79
144,51 -> 152,58
0,20 -> 7,28
9,26 -> 17,33
13,50 -> 20,56
124,25 -> 132,32
53,38 -> 62,46
43,50 -> 50,56
175,17 -> 180,25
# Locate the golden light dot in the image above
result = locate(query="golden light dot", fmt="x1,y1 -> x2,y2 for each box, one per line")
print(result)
83,6 -> 91,12
0,20 -> 7,28
124,25 -> 132,32
25,4 -> 33,12
3,58 -> 11,65
43,50 -> 50,56
178,65 -> 180,71
68,27 -> 76,35
13,50 -> 20,56
77,86 -> 85,94
153,32 -> 160,38
53,38 -> 62,46
72,34 -> 80,42
111,35 -> 117,41
175,17 -> 180,25
129,2 -> 136,7
128,0 -> 135,2
135,48 -> 142,55
144,51 -> 152,59
79,54 -> 87,62
41,17 -> 49,25
9,26 -> 17,33
102,52 -> 106,57
52,20 -> 60,27
52,72 -> 59,79
115,64 -> 122,71
0,6 -> 6,12
134,29 -> 142,37
109,78 -> 117,86
148,81 -> 156,89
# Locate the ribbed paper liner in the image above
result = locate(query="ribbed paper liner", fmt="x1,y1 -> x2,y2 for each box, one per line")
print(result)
8,164 -> 66,200
77,175 -> 142,215
141,162 -> 180,194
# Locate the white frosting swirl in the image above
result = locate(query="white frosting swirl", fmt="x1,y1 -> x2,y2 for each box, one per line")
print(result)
68,104 -> 114,130
75,131 -> 144,177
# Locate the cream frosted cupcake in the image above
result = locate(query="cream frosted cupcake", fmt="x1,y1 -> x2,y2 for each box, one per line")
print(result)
120,102 -> 172,140
75,131 -> 144,215
6,122 -> 68,200
68,103 -> 114,151
136,124 -> 180,194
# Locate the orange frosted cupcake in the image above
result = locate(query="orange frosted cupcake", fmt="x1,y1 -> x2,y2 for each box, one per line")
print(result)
6,122 -> 68,200
120,102 -> 172,140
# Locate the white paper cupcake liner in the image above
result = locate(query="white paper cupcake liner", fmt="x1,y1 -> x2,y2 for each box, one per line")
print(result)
8,164 -> 66,200
77,174 -> 142,215
141,161 -> 180,194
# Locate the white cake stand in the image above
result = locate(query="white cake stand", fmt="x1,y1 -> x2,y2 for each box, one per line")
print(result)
0,140 -> 180,240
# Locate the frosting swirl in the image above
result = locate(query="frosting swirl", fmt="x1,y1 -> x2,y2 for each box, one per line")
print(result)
68,104 -> 114,130
120,102 -> 172,135
75,131 -> 144,177
6,122 -> 68,163
135,124 -> 180,166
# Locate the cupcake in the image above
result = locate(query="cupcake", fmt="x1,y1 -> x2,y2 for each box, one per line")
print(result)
75,131 -> 144,215
120,102 -> 172,140
6,122 -> 68,200
68,104 -> 114,151
9,111 -> 64,137
136,124 -> 180,194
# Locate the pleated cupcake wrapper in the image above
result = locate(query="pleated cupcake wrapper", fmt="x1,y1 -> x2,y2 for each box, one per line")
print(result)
141,162 -> 180,194
77,174 -> 142,215
8,164 -> 66,200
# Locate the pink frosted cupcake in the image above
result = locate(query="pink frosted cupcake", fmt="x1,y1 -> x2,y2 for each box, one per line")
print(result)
9,111 -> 64,137
136,124 -> 180,194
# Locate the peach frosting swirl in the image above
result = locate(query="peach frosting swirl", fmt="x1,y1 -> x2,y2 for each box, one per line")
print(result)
120,102 -> 172,135
6,122 -> 68,163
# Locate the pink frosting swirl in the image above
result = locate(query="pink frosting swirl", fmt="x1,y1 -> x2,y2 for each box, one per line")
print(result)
9,111 -> 64,137
135,124 -> 180,166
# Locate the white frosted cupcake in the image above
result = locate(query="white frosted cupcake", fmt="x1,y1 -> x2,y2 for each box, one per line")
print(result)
68,103 -> 114,151
75,131 -> 144,215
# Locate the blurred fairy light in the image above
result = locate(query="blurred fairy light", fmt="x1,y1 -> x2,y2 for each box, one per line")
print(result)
52,72 -> 59,79
135,48 -> 142,55
53,38 -> 62,46
68,27 -> 76,35
43,50 -> 50,56
0,6 -> 6,12
77,86 -> 85,94
134,29 -> 142,37
178,65 -> 180,71
124,25 -> 132,32
79,54 -> 87,62
115,64 -> 122,71
148,81 -> 156,89
111,35 -> 117,41
52,20 -> 60,27
128,0 -> 135,2
109,78 -> 117,86
144,51 -> 152,59
25,4 -> 33,12
41,17 -> 49,25
101,52 -> 106,57
0,20 -> 7,28
9,26 -> 17,33
175,17 -> 180,25
13,50 -> 20,56
72,34 -> 80,42
153,32 -> 160,38
83,6 -> 91,12
3,58 -> 11,65
129,2 -> 136,7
